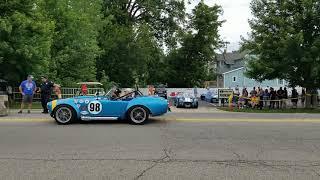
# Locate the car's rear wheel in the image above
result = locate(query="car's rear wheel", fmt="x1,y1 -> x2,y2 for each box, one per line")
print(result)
127,106 -> 149,125
54,105 -> 76,125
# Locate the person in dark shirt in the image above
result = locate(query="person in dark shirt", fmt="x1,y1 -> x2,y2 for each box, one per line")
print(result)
291,87 -> 299,109
38,76 -> 55,113
269,87 -> 276,109
283,87 -> 288,108
276,87 -> 284,109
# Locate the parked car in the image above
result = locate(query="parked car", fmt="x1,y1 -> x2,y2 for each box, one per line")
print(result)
175,92 -> 198,108
154,84 -> 167,99
47,87 -> 169,125
205,90 -> 219,103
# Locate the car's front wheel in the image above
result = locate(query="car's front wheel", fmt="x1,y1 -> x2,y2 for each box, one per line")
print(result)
54,105 -> 76,125
127,106 -> 149,125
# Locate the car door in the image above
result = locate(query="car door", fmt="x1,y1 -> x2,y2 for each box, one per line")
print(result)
96,99 -> 129,117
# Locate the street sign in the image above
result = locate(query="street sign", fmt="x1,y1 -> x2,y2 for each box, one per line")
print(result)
218,89 -> 233,106
218,89 -> 233,98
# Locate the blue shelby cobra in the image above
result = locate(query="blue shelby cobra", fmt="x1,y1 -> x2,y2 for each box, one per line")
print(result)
47,89 -> 169,125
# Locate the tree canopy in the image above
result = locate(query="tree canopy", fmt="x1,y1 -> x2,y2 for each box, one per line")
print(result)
242,0 -> 320,91
1,0 -> 223,87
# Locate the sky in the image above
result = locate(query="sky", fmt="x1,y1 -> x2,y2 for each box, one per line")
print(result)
186,0 -> 252,52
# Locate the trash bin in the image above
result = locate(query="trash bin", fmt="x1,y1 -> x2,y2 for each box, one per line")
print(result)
0,95 -> 9,116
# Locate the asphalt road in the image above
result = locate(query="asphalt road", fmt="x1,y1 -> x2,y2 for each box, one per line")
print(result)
1,107 -> 320,179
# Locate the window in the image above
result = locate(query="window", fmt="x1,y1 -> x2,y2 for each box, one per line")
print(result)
278,79 -> 284,85
232,76 -> 237,82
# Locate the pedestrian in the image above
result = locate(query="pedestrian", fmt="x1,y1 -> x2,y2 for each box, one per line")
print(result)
291,87 -> 298,109
301,88 -> 306,107
269,87 -> 276,109
263,89 -> 270,108
250,87 -> 257,97
54,84 -> 62,99
242,87 -> 249,107
258,87 -> 264,109
38,76 -> 55,114
276,87 -> 284,109
194,87 -> 198,99
18,75 -> 37,114
80,84 -> 88,95
283,87 -> 288,108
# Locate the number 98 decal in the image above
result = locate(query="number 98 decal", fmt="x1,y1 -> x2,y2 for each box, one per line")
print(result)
88,101 -> 102,114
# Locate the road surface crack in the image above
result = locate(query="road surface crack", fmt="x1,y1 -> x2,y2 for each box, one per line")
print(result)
133,149 -> 171,180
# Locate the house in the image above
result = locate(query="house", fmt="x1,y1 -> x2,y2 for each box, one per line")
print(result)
216,51 -> 288,88
222,67 -> 287,89
216,51 -> 246,87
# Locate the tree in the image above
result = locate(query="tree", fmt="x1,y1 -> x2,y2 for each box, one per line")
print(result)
242,0 -> 320,107
0,0 -> 54,84
98,0 -> 184,87
166,1 -> 223,87
44,0 -> 102,85
101,0 -> 185,49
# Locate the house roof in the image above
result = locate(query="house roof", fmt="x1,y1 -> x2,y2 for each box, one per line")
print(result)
216,51 -> 246,65
222,67 -> 245,75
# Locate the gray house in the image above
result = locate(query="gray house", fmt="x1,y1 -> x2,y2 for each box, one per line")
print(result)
216,51 -> 288,88
216,51 -> 246,87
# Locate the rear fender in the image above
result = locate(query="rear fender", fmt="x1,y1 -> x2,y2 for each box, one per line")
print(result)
123,97 -> 167,118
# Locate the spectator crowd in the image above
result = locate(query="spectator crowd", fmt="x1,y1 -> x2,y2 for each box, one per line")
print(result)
231,86 -> 306,109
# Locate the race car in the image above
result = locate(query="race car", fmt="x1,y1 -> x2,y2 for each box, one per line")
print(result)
47,88 -> 169,125
174,92 -> 198,108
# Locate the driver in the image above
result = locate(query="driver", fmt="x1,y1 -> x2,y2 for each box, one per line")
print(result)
111,88 -> 121,99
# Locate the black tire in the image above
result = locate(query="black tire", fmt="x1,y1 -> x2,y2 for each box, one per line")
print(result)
194,102 -> 199,108
127,106 -> 149,125
53,105 -> 77,125
175,100 -> 180,108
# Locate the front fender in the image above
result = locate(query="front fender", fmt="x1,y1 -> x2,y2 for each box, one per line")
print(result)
47,98 -> 80,118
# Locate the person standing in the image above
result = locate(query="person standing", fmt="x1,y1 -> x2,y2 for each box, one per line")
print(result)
38,76 -> 55,114
301,88 -> 306,107
291,87 -> 299,109
283,87 -> 288,108
269,87 -> 276,109
193,87 -> 198,99
276,87 -> 284,109
258,87 -> 264,109
18,75 -> 37,114
250,87 -> 257,97
263,89 -> 270,108
242,87 -> 249,107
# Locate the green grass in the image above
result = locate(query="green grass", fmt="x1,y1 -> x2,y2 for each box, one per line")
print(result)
218,107 -> 320,113
9,101 -> 43,109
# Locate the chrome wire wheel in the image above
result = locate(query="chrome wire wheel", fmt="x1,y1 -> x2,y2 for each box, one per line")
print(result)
55,107 -> 73,124
129,107 -> 147,124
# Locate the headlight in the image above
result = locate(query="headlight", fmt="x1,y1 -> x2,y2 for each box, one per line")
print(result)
179,98 -> 184,101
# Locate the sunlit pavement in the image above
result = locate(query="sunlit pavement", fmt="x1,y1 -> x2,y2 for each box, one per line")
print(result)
1,106 -> 320,179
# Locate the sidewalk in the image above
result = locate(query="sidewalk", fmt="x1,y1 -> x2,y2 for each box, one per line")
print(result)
170,106 -> 225,113
0,109 -> 51,121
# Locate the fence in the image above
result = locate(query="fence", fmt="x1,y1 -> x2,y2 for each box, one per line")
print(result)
10,87 -> 319,108
12,87 -> 104,101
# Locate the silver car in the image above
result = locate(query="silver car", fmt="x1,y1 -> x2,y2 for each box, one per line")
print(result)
175,92 -> 198,108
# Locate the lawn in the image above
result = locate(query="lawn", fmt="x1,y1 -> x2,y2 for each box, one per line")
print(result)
218,107 -> 320,113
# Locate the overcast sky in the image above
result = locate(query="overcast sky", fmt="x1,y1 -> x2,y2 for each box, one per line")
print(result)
186,0 -> 252,52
